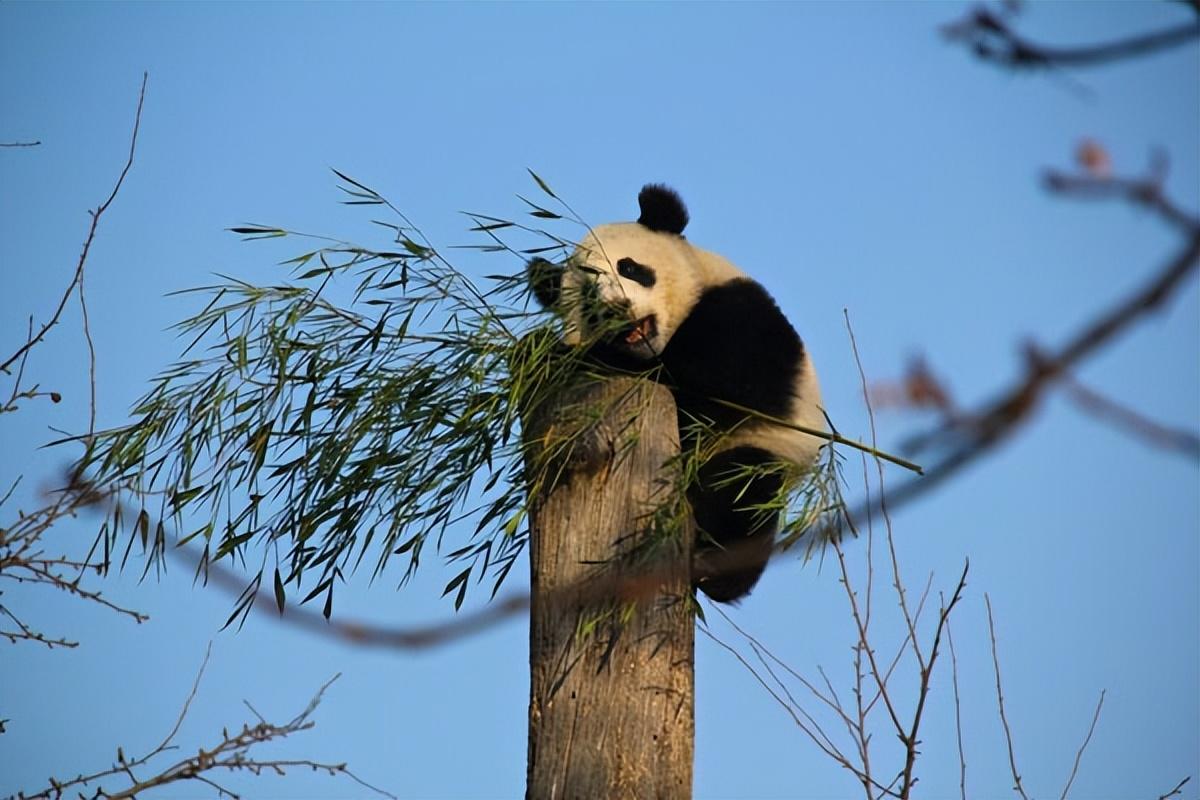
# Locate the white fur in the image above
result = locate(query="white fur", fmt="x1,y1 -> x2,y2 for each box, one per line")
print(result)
560,222 -> 826,471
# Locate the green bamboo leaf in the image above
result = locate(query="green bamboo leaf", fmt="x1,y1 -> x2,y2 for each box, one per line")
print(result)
273,567 -> 286,613
527,168 -> 558,200
469,221 -> 514,232
393,534 -> 421,555
301,578 -> 333,605
136,509 -> 150,548
228,225 -> 287,239
170,486 -> 203,508
331,168 -> 381,198
442,567 -> 472,611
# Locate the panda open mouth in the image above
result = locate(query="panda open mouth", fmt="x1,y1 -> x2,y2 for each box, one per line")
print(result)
622,315 -> 658,346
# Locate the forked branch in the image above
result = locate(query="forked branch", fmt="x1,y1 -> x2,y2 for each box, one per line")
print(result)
16,644 -> 392,800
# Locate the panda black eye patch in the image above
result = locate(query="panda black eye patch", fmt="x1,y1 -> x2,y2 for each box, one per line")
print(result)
616,258 -> 656,287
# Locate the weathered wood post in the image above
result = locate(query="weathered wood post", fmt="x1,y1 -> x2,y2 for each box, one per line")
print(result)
525,376 -> 694,800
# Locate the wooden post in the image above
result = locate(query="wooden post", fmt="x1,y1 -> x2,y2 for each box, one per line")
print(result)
525,377 -> 694,800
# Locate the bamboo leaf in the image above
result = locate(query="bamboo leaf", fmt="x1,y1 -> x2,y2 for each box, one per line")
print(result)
331,168 -> 381,198
273,567 -> 286,613
527,168 -> 558,200
442,567 -> 471,611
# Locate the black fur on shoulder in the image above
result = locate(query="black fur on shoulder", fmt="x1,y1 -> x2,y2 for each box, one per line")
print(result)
527,257 -> 562,308
661,278 -> 803,430
637,184 -> 689,235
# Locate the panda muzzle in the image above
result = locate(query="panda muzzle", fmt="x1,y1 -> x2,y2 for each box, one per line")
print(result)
623,315 -> 658,345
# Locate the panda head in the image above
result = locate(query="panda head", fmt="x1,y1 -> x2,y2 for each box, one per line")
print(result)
532,184 -> 708,359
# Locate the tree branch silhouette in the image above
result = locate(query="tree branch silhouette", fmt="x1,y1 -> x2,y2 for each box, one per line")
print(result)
17,644 -> 393,800
1,73 -> 152,649
1,72 -> 146,378
943,4 -> 1200,69
867,164 -> 1198,517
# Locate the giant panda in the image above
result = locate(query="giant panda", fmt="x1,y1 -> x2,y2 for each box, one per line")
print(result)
528,184 -> 824,603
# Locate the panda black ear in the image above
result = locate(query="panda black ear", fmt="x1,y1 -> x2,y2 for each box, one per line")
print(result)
637,184 -> 689,235
527,257 -> 563,308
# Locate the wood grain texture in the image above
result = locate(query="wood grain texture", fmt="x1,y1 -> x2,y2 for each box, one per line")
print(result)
525,377 -> 694,800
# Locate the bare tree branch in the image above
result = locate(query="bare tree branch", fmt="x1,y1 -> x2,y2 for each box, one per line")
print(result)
898,562 -> 969,798
985,593 -> 1030,800
1,481 -> 150,648
16,643 -> 394,800
1157,776 -> 1192,800
870,168 -> 1199,518
1042,165 -> 1200,238
945,617 -> 967,800
0,74 -> 154,649
1062,375 -> 1200,461
0,72 -> 146,377
1060,690 -> 1105,800
943,4 -> 1200,69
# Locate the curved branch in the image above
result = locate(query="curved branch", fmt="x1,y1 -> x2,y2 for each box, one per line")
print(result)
871,171 -> 1200,517
944,5 -> 1200,69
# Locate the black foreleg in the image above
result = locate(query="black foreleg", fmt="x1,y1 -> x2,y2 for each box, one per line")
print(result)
690,446 -> 783,603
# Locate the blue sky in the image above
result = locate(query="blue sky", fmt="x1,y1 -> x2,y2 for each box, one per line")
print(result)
2,2 -> 1197,798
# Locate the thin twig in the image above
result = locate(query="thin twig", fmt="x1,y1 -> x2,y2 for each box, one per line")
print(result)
18,646 -> 394,800
845,308 -> 935,800
985,593 -> 1030,800
1061,375 -> 1200,461
1060,690 -> 1105,799
78,266 -> 98,441
898,562 -> 969,799
695,623 -> 889,795
831,536 -> 907,743
1157,776 -> 1191,799
0,72 -> 147,377
713,604 -> 861,745
1042,170 -> 1200,237
945,615 -> 967,800
152,641 -> 213,755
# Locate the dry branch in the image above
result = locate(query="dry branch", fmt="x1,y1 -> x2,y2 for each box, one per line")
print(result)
15,644 -> 392,800
870,168 -> 1199,518
985,594 -> 1030,800
1,73 -> 146,378
1062,376 -> 1199,460
1158,776 -> 1192,800
943,4 -> 1200,69
0,74 -> 151,647
1059,690 -> 1105,800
